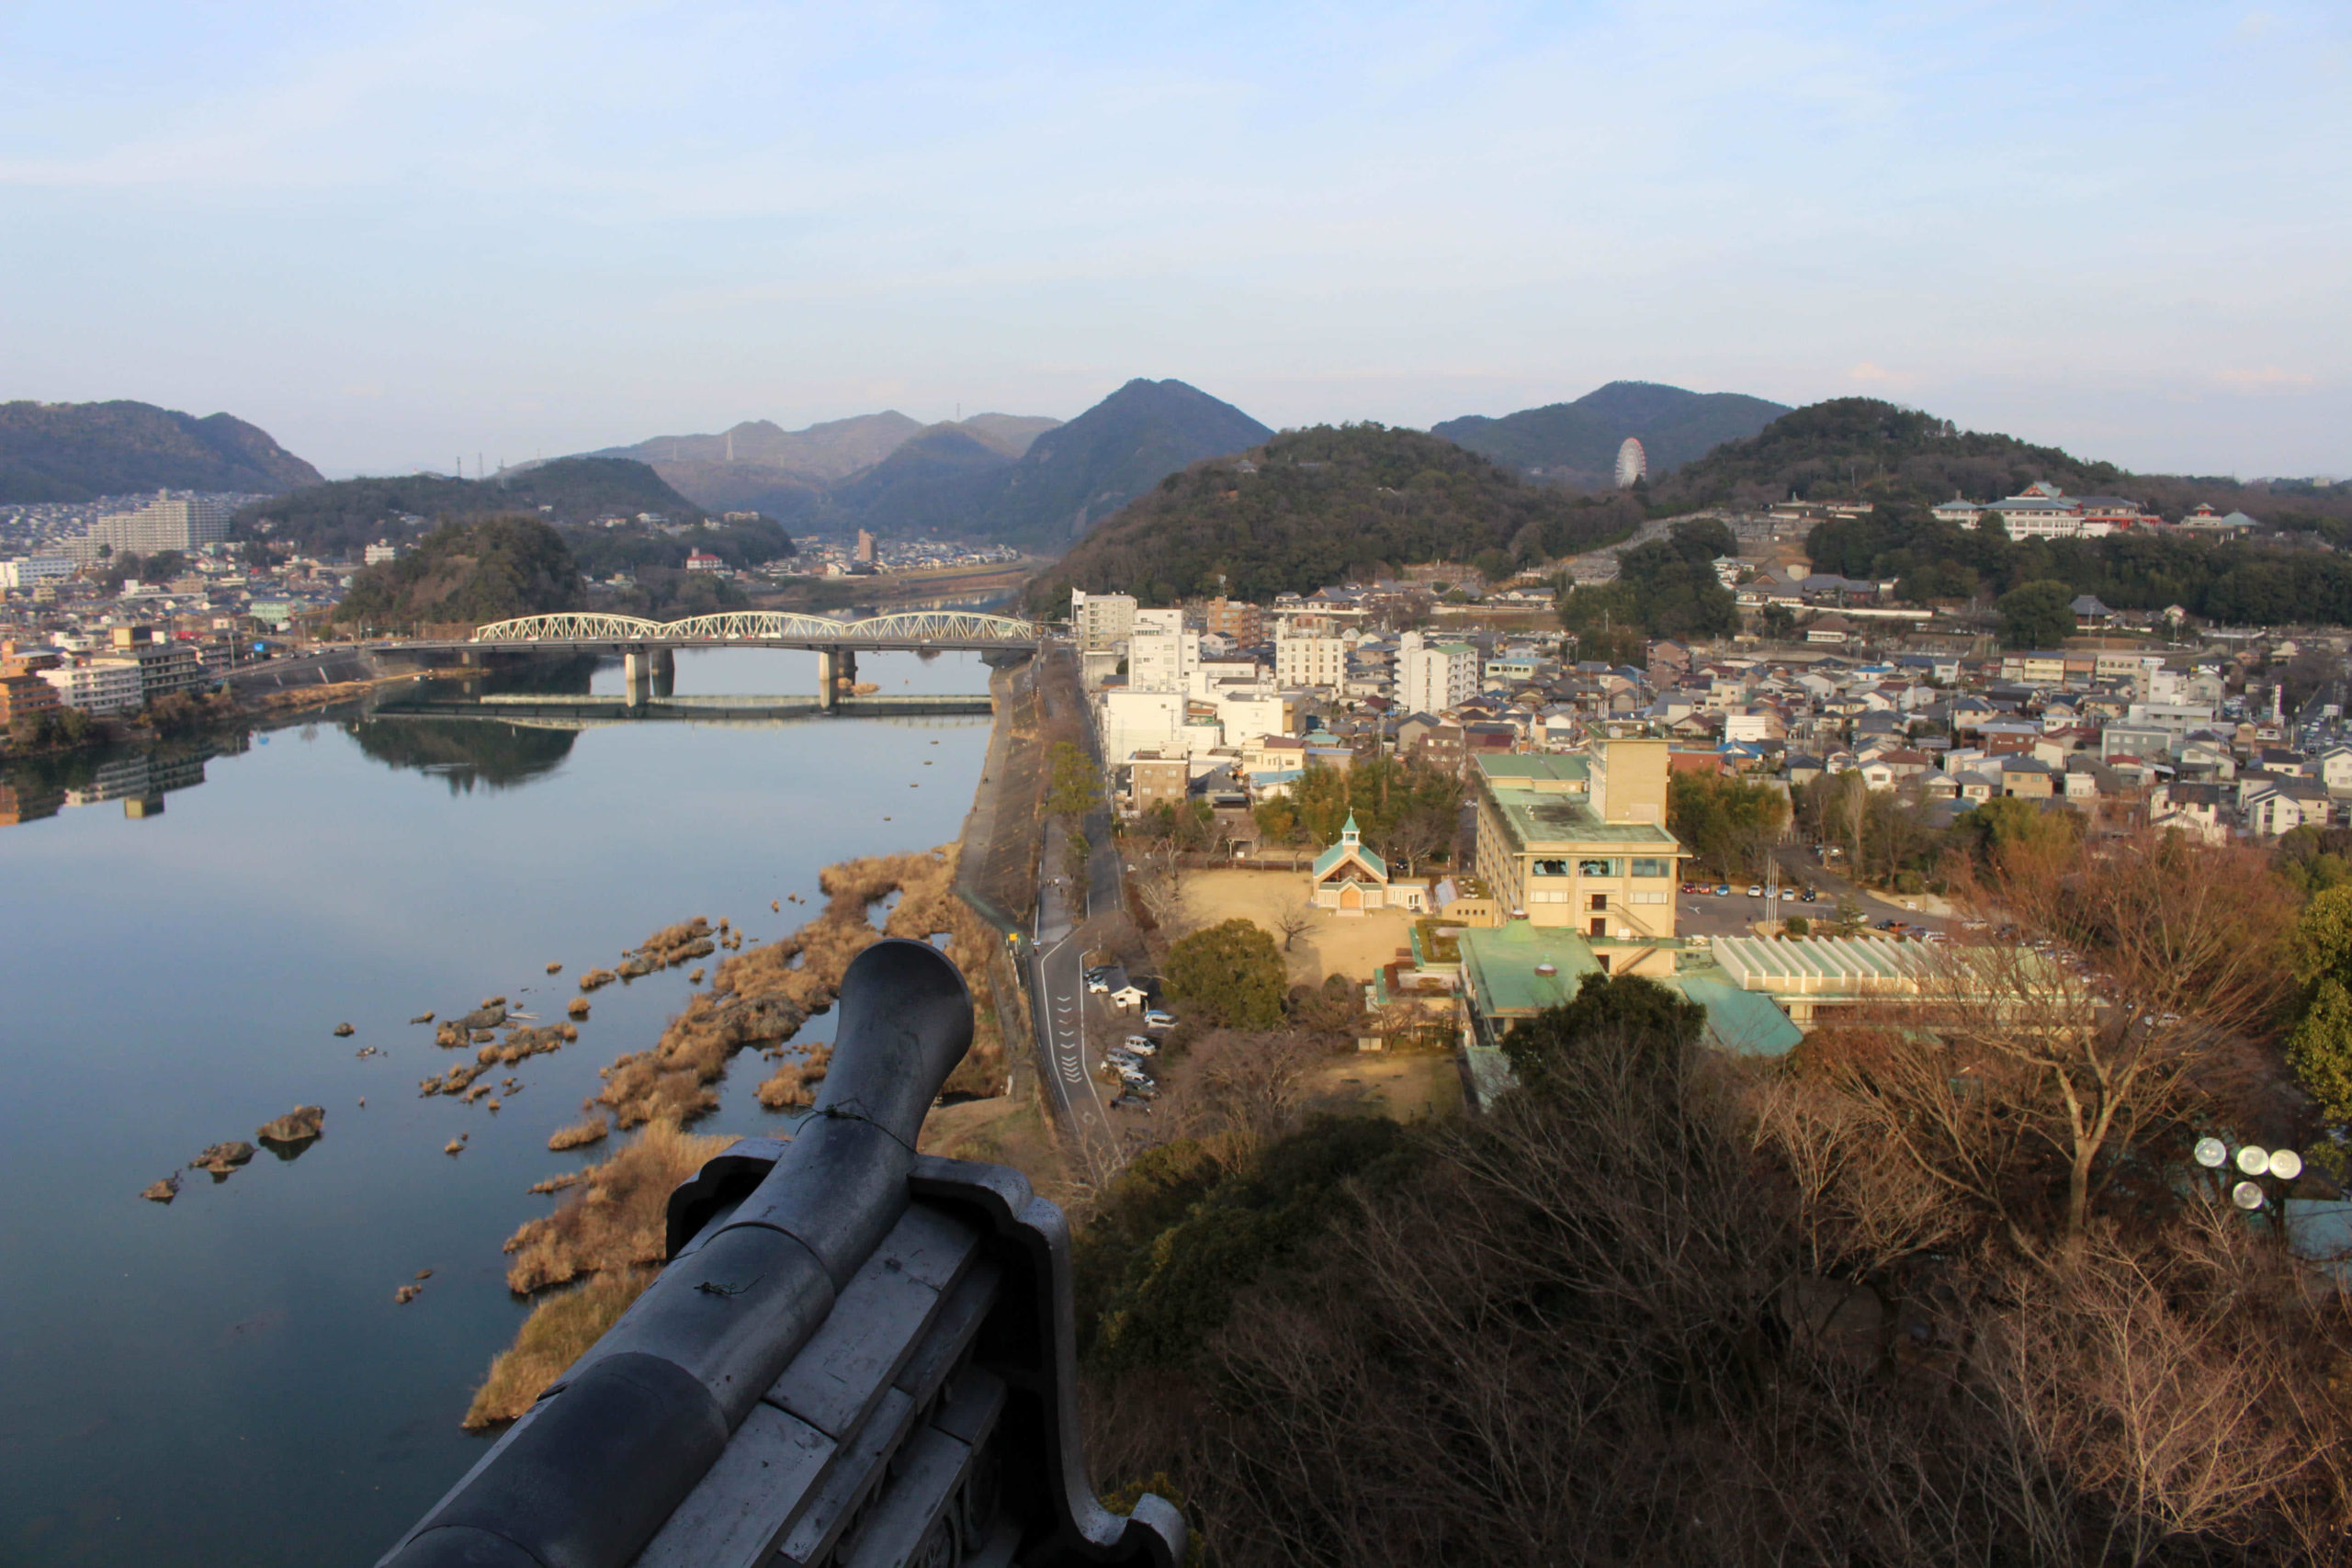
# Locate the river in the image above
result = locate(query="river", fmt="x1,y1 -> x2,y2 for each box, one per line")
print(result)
0,648 -> 996,1567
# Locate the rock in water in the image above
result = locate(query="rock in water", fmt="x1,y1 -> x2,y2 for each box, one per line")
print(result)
256,1105 -> 326,1146
394,1284 -> 422,1304
333,1022 -> 355,1037
458,1004 -> 507,1032
444,1139 -> 464,1156
414,1268 -> 433,1280
410,1012 -> 435,1024
567,998 -> 590,1020
141,1174 -> 180,1204
546,962 -> 562,974
191,1141 -> 256,1177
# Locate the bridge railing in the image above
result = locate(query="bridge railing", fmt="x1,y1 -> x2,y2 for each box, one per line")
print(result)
469,611 -> 1041,645
378,940 -> 1179,1568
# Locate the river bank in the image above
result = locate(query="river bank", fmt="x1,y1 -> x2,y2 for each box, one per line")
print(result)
0,646 -> 1001,1567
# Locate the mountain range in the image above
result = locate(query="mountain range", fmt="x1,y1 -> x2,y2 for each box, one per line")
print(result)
582,378 -> 1273,548
0,400 -> 323,503
1432,381 -> 1790,484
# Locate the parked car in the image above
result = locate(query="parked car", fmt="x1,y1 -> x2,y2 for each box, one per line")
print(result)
1085,976 -> 1110,994
1118,1065 -> 1153,1088
1799,886 -> 1819,903
1125,1077 -> 1159,1099
1747,885 -> 1764,897
1713,885 -> 1732,897
1111,1091 -> 1152,1112
1143,1010 -> 1177,1028
1108,1047 -> 1139,1067
1121,1035 -> 1159,1055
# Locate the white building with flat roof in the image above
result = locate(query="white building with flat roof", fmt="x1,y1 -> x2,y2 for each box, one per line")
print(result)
40,657 -> 145,715
1397,630 -> 1477,716
1274,627 -> 1347,689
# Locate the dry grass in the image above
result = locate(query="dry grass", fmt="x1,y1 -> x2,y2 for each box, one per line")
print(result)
547,1113 -> 608,1152
577,968 -> 616,992
754,1044 -> 831,1110
462,1268 -> 656,1429
591,845 -> 1006,1128
502,1120 -> 736,1294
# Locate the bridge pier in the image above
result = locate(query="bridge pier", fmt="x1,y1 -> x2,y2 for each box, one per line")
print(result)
818,648 -> 858,711
623,649 -> 651,707
650,647 -> 675,699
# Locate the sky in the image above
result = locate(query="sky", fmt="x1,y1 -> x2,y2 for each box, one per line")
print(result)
1,1 -> 2346,479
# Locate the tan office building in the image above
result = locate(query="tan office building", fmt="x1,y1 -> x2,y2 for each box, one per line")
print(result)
1470,740 -> 1684,940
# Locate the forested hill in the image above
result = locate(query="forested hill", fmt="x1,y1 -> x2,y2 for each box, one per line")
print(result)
1026,424 -> 1645,610
333,516 -> 583,627
0,400 -> 322,502
232,457 -> 786,563
1650,397 -> 2352,531
1433,381 -> 1788,484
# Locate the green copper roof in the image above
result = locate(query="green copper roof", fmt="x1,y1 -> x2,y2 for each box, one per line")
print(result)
1459,925 -> 1803,1058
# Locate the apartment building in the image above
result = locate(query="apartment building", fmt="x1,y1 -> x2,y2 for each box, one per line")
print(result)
1069,589 -> 1138,653
1274,627 -> 1347,689
1396,630 -> 1477,716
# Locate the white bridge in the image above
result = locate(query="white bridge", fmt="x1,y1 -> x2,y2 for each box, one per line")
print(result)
428,609 -> 1041,709
465,609 -> 1040,649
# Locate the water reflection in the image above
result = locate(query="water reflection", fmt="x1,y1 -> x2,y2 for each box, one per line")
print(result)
347,718 -> 579,795
0,734 -> 243,825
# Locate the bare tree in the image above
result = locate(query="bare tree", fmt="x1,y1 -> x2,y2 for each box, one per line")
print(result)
1272,900 -> 1313,953
1816,831 -> 2294,1249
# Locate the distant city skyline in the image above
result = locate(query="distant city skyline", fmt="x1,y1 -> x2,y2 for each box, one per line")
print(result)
1,2 -> 2345,480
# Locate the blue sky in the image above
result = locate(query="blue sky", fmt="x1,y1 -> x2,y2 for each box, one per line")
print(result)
2,2 -> 2345,479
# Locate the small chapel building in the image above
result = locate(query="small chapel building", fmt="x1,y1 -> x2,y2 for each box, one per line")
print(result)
1309,815 -> 1430,915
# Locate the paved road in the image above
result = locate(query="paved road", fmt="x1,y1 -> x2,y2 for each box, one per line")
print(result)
1031,815 -> 1107,1155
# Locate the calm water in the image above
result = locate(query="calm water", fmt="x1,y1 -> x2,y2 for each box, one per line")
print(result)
0,648 -> 993,1567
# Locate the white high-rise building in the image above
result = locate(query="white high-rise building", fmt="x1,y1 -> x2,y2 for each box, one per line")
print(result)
1396,630 -> 1478,716
1126,608 -> 1197,694
1067,589 -> 1137,652
73,493 -> 232,561
1274,627 -> 1347,689
40,658 -> 145,715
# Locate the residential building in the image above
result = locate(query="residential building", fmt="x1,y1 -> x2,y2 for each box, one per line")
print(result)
71,492 -> 233,560
1469,742 -> 1684,939
1069,590 -> 1137,652
1128,751 -> 1191,816
1126,609 -> 1197,694
363,541 -> 401,566
1202,597 -> 1264,647
1396,630 -> 1478,715
0,556 -> 76,589
685,550 -> 724,572
39,657 -> 145,715
0,671 -> 60,724
1274,627 -> 1347,689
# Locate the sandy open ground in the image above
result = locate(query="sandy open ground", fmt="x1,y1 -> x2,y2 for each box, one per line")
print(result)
1179,867 -> 1418,986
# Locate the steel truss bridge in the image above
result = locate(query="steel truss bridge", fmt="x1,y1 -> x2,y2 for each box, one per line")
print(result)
458,609 -> 1040,651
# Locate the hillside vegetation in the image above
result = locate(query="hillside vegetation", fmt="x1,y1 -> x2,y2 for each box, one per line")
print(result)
237,457 -> 718,558
1434,379 -> 1788,484
0,400 -> 322,502
1654,397 -> 2352,530
333,516 -> 582,627
1030,424 -> 1644,609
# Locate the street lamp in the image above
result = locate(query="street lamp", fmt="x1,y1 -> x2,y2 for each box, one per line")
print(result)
2192,1134 -> 2302,1220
